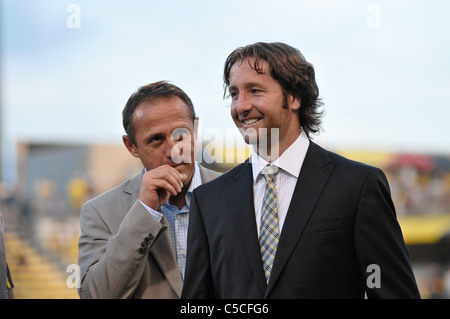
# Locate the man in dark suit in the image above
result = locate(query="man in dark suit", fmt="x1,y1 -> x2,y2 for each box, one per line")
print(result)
181,42 -> 420,298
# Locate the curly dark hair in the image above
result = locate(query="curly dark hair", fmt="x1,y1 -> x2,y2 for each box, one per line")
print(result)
223,42 -> 323,138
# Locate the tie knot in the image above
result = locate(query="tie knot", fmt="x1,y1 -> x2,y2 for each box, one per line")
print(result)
261,164 -> 279,180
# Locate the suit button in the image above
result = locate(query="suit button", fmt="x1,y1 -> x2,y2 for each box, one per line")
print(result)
148,233 -> 154,239
144,237 -> 151,243
138,247 -> 145,255
141,242 -> 147,248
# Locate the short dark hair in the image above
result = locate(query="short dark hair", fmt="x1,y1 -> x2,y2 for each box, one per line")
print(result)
223,42 -> 323,138
122,81 -> 196,144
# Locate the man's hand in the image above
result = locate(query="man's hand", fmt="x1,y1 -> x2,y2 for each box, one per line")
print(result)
139,165 -> 187,210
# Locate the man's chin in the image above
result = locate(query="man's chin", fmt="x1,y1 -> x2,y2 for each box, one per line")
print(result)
241,133 -> 266,147
240,130 -> 259,145
173,161 -> 195,176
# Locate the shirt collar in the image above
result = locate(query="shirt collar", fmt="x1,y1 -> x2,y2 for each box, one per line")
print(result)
251,131 -> 310,182
186,162 -> 202,203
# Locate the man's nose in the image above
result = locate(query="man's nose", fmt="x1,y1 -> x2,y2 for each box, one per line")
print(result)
235,94 -> 252,115
164,138 -> 177,158
166,138 -> 188,164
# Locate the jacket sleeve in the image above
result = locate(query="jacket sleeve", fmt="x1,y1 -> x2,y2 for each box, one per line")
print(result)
78,200 -> 166,298
181,190 -> 215,298
354,168 -> 420,298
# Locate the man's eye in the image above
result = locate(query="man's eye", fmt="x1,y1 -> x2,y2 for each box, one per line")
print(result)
230,91 -> 238,99
149,136 -> 163,143
172,128 -> 190,141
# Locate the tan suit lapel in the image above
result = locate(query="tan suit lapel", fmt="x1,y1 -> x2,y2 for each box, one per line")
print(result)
198,164 -> 222,183
122,166 -> 221,298
122,170 -> 183,297
122,171 -> 143,203
150,227 -> 183,297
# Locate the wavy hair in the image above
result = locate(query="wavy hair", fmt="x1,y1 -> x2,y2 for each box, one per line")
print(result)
223,42 -> 323,138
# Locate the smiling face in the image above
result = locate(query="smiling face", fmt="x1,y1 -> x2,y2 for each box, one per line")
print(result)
229,58 -> 301,158
122,96 -> 197,185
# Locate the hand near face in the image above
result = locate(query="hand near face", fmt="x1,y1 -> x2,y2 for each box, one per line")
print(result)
122,96 -> 197,210
139,165 -> 187,210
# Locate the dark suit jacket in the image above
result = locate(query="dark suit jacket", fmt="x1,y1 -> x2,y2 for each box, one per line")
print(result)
182,141 -> 420,299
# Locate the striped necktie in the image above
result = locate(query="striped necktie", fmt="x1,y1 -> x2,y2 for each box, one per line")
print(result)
259,164 -> 280,284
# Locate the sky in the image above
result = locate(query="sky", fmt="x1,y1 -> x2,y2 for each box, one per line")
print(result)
1,0 -> 450,182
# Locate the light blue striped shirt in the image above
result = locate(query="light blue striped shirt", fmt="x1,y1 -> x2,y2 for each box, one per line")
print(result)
139,163 -> 202,281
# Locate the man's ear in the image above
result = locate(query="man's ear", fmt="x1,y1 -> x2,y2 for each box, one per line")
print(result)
290,96 -> 301,111
122,135 -> 139,158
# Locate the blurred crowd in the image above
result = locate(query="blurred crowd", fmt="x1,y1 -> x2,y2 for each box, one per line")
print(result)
0,176 -> 93,267
387,164 -> 450,216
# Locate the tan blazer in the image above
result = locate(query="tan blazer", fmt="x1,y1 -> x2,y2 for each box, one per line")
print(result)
78,165 -> 221,299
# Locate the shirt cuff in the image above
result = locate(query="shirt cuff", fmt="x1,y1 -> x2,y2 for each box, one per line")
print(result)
139,200 -> 164,223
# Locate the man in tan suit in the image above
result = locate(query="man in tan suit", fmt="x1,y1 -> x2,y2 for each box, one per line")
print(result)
78,81 -> 220,298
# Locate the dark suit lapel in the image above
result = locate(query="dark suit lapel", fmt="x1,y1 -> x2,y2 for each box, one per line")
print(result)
226,161 -> 267,295
265,142 -> 336,296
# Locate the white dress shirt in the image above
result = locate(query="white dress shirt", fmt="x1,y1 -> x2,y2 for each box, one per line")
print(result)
251,132 -> 310,237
